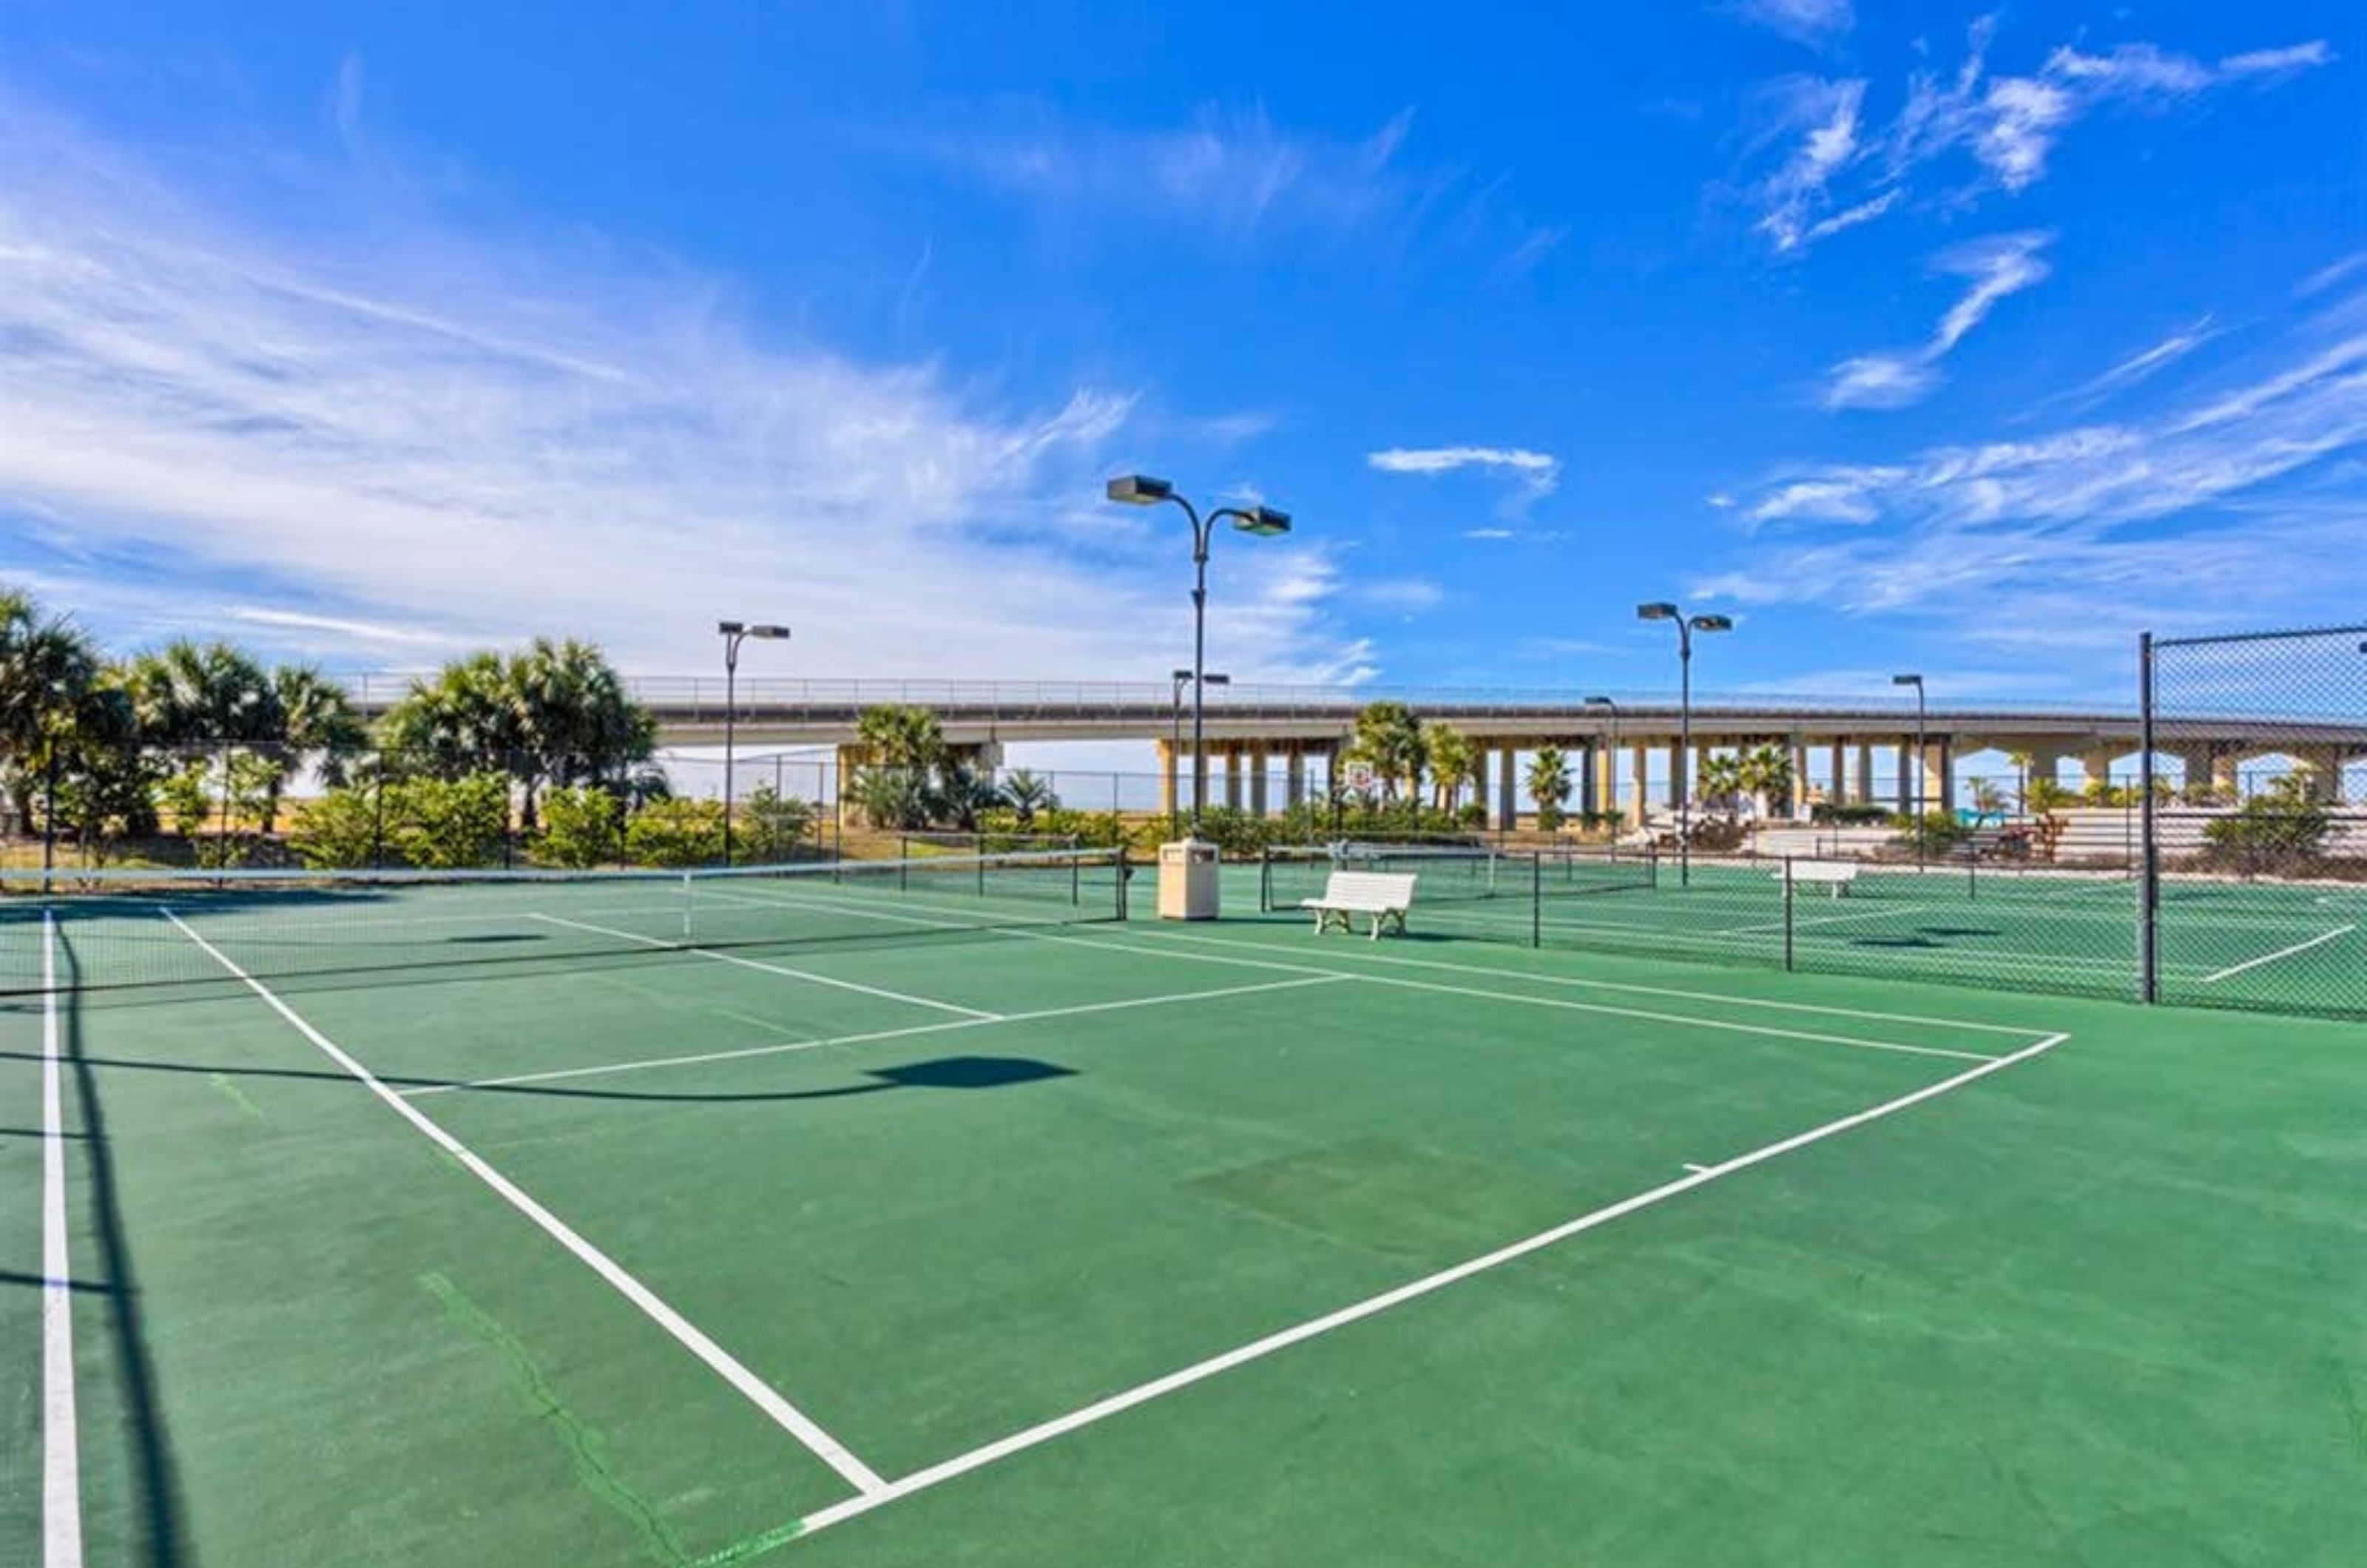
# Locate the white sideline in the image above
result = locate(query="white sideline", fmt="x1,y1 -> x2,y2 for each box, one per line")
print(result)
402,974 -> 1352,1095
160,908 -> 891,1498
2199,925 -> 2357,984
795,1029 -> 2072,1540
41,913 -> 84,1568
692,887 -> 2005,1064
528,911 -> 999,1020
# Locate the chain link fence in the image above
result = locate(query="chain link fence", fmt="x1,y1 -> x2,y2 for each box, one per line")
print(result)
2143,626 -> 2367,1018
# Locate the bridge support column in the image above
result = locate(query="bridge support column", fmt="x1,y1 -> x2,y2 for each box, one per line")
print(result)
2211,750 -> 2241,800
1854,744 -> 1873,805
1897,739 -> 1917,814
1578,739 -> 1598,825
1223,746 -> 1243,811
1286,747 -> 1306,809
1249,748 -> 1269,817
1155,740 -> 1177,823
1630,744 -> 1650,828
835,745 -> 865,824
1827,741 -> 1845,811
2296,746 -> 2345,802
1792,740 -> 1812,820
1593,738 -> 1618,818
1499,746 -> 1519,831
2079,749 -> 2116,795
1924,737 -> 1954,818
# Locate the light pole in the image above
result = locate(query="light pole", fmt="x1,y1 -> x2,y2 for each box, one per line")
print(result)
717,621 -> 790,865
1107,474 -> 1291,834
1637,604 -> 1732,885
1169,668 -> 1229,834
1894,672 -> 1926,866
1584,695 -> 1618,829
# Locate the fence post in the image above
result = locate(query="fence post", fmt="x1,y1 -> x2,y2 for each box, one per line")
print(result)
1531,851 -> 1543,948
2138,632 -> 2159,1004
41,748 -> 58,894
1783,855 -> 1795,972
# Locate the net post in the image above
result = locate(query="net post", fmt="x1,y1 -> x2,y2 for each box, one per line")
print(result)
2138,630 -> 2159,1004
899,835 -> 909,893
979,846 -> 987,899
1115,844 -> 1130,920
1783,855 -> 1795,972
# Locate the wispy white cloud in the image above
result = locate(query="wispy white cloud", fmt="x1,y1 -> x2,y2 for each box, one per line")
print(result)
1730,0 -> 1854,47
0,93 -> 1365,680
2298,250 -> 2367,299
1462,527 -> 1517,541
2051,317 -> 2218,410
1715,294 -> 2367,646
1368,444 -> 1562,514
1744,23 -> 2334,253
908,104 -> 1558,272
1823,232 -> 2051,409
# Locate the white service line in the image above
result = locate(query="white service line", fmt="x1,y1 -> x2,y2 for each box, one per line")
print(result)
41,913 -> 84,1568
698,887 -> 2007,1063
795,1029 -> 2072,1541
529,912 -> 999,1020
160,908 -> 891,1499
402,974 -> 1353,1096
2198,924 -> 2357,984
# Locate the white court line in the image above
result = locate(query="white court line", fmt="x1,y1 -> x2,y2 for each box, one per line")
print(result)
2199,925 -> 2357,984
402,975 -> 1353,1096
41,914 -> 84,1568
705,888 -> 2001,1064
160,908 -> 891,1499
795,1029 -> 2071,1541
1111,922 -> 2055,1038
1711,902 -> 1944,939
530,912 -> 999,1021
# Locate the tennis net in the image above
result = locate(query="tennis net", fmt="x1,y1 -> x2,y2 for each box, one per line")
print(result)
4,847 -> 1128,995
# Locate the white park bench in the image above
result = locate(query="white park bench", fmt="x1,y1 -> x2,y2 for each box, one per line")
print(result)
1777,861 -> 1860,898
1302,871 -> 1419,939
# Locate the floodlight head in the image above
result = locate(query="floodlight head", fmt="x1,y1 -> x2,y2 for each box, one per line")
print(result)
1891,672 -> 1923,686
1106,474 -> 1175,505
749,624 -> 791,640
1583,695 -> 1613,707
1172,668 -> 1194,682
1202,673 -> 1232,686
1232,505 -> 1291,537
1636,601 -> 1678,621
1690,614 -> 1734,633
717,620 -> 744,635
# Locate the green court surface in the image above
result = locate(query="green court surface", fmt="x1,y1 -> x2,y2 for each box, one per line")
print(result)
1260,851 -> 2367,1014
7,866 -> 2366,1565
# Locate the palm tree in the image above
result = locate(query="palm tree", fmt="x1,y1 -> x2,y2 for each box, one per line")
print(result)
381,643 -> 654,828
2004,750 -> 2035,816
0,589 -> 103,834
1696,751 -> 1744,814
999,768 -> 1058,826
1348,701 -> 1426,804
1424,723 -> 1480,812
1735,743 -> 1794,820
1526,746 -> 1570,831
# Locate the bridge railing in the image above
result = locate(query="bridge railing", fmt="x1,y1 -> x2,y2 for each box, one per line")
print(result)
335,672 -> 2157,724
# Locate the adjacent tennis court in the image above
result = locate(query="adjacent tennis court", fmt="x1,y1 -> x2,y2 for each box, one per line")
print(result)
1261,845 -> 2367,1013
8,853 -> 2366,1566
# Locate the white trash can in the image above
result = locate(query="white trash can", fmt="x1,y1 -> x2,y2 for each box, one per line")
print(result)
1157,839 -> 1221,921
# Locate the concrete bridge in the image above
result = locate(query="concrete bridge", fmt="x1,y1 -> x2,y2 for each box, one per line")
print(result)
342,675 -> 2367,823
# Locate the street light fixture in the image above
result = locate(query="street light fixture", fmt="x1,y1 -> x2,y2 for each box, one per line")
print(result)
1894,672 -> 1927,866
718,621 -> 791,866
1637,604 -> 1732,885
1107,474 -> 1293,833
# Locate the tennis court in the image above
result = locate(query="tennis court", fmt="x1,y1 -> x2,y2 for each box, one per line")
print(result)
8,851 -> 2366,1565
1261,846 -> 2367,1013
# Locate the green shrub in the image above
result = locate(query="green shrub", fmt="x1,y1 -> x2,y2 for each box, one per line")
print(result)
157,763 -> 212,838
735,783 -> 814,862
1810,802 -> 1891,825
294,785 -> 386,868
2203,779 -> 2332,873
391,774 -> 513,869
626,797 -> 726,867
538,785 -> 624,868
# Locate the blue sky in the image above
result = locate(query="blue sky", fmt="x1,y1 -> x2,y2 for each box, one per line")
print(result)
1,0 -> 2363,709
